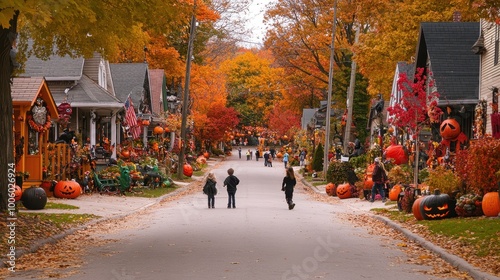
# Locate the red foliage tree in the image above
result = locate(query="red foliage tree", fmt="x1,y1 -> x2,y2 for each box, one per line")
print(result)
204,104 -> 239,143
267,105 -> 301,137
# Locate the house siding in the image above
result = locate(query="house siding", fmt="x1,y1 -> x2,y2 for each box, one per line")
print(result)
479,19 -> 500,135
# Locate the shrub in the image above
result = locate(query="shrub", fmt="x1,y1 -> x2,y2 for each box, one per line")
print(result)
327,161 -> 354,185
425,166 -> 462,196
312,143 -> 324,172
387,165 -> 413,185
455,137 -> 500,194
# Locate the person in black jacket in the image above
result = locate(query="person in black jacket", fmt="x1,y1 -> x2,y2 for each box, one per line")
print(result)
281,167 -> 297,210
223,168 -> 240,208
203,172 -> 218,208
370,157 -> 387,203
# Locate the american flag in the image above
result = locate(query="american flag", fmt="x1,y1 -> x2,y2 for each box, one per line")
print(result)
124,97 -> 141,139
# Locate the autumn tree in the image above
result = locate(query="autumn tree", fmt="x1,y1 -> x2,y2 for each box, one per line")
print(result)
0,0 -> 217,211
204,104 -> 240,144
387,67 -> 442,187
266,103 -> 301,138
219,50 -> 285,127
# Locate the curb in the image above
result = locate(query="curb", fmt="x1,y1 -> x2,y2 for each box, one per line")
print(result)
300,177 -> 500,280
1,157 -> 224,269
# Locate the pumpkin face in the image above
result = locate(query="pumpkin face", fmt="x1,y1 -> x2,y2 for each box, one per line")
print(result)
183,164 -> 193,177
336,183 -> 351,199
389,184 -> 402,201
325,183 -> 336,196
14,185 -> 22,201
54,181 -> 82,199
440,118 -> 461,140
419,190 -> 451,220
482,192 -> 500,217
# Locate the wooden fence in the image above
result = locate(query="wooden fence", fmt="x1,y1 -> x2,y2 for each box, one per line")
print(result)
43,143 -> 90,181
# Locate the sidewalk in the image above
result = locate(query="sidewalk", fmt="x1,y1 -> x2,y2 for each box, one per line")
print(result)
298,171 -> 500,280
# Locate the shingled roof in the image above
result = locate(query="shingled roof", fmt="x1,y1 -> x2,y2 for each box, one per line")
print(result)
109,63 -> 149,107
415,22 -> 480,104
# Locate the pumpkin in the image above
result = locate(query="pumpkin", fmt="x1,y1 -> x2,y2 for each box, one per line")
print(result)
183,164 -> 193,177
412,196 -> 425,220
384,145 -> 408,165
21,187 -> 47,210
389,184 -> 403,201
276,152 -> 283,158
419,189 -> 452,220
440,118 -> 461,140
142,119 -> 150,126
121,150 -> 130,159
196,156 -> 207,164
153,125 -> 164,135
336,183 -> 351,199
164,126 -> 170,133
203,152 -> 210,159
482,192 -> 500,217
152,142 -> 159,151
363,176 -> 373,190
54,181 -> 82,199
14,185 -> 22,201
325,183 -> 336,196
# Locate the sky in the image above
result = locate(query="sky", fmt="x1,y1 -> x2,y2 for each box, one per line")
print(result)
244,0 -> 272,46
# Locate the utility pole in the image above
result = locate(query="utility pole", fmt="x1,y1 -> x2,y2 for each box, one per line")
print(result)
323,0 -> 338,178
343,25 -> 360,155
178,1 -> 197,179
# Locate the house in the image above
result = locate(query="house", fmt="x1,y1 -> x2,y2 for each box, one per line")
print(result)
413,22 -> 480,141
20,51 -> 124,160
12,77 -> 59,187
475,19 -> 500,139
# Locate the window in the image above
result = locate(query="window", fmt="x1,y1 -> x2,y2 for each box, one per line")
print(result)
98,60 -> 107,89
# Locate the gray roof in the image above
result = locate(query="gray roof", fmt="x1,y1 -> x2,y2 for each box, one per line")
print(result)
415,22 -> 480,103
20,52 -> 84,81
301,109 -> 317,130
55,75 -> 122,108
397,62 -> 414,79
109,63 -> 149,106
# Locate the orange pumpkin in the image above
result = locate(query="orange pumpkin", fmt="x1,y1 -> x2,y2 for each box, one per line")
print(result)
325,183 -> 336,196
336,183 -> 351,199
364,177 -> 373,190
121,150 -> 130,159
389,184 -> 402,201
203,152 -> 210,159
196,156 -> 207,164
440,118 -> 461,140
153,126 -> 164,135
14,185 -> 22,201
183,164 -> 193,177
54,181 -> 82,199
152,142 -> 159,151
412,196 -> 425,221
164,126 -> 170,133
482,192 -> 500,217
142,119 -> 150,126
276,152 -> 283,158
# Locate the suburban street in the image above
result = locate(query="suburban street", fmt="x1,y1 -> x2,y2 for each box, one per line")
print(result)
9,149 -> 462,280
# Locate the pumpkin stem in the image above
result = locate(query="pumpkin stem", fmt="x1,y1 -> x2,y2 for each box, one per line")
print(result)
434,189 -> 441,195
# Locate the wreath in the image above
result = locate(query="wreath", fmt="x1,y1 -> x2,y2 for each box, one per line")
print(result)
27,114 -> 52,132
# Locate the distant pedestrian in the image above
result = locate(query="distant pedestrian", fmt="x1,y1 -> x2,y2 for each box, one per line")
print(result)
250,149 -> 253,160
255,149 -> 260,161
370,157 -> 387,203
246,149 -> 250,160
238,147 -> 242,159
299,150 -> 306,167
283,151 -> 289,168
223,168 -> 240,208
281,167 -> 296,210
203,172 -> 218,208
263,150 -> 269,166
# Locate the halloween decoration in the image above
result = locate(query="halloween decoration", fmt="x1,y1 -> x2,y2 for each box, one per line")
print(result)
21,187 -> 47,210
389,184 -> 403,201
482,192 -> 500,217
203,152 -> 210,159
336,183 -> 351,199
440,117 -> 461,141
57,102 -> 73,127
384,145 -> 408,165
196,156 -> 207,164
419,189 -> 452,220
183,163 -> 193,177
412,196 -> 424,221
153,125 -> 164,135
455,193 -> 483,217
325,183 -> 336,196
28,98 -> 52,132
14,185 -> 22,201
54,180 -> 82,199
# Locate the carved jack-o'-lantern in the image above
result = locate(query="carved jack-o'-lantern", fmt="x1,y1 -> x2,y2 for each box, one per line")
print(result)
54,181 -> 82,199
336,183 -> 351,199
440,118 -> 461,140
325,183 -> 336,196
14,185 -> 22,201
419,189 -> 451,220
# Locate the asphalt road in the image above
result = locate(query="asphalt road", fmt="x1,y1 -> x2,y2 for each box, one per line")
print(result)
9,149 -> 462,280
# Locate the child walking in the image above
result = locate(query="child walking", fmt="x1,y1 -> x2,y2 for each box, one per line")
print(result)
203,172 -> 218,208
223,168 -> 240,208
281,167 -> 296,210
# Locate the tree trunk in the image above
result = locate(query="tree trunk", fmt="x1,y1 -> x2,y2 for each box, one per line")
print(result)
0,11 -> 18,211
